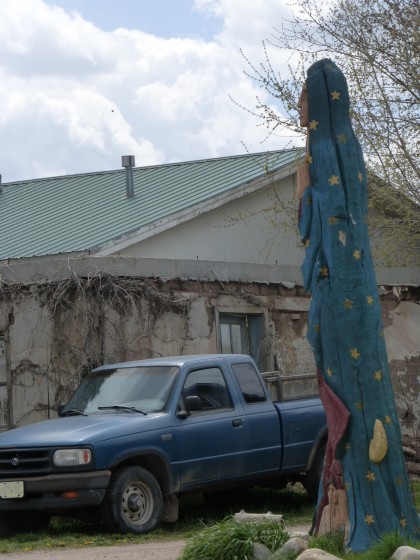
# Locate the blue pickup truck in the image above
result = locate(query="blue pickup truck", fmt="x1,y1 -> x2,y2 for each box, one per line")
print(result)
0,354 -> 326,535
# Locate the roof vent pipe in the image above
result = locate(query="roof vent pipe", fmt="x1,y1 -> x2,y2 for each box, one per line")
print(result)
121,155 -> 135,198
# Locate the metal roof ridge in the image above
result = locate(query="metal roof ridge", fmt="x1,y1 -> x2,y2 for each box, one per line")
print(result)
3,148 -> 303,187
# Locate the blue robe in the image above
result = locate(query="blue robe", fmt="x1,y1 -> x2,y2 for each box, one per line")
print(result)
299,59 -> 420,551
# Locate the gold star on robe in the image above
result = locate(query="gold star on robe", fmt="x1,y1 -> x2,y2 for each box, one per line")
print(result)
305,154 -> 313,164
350,348 -> 360,359
343,299 -> 353,309
366,471 -> 376,482
367,295 -> 373,305
353,249 -> 361,260
374,370 -> 382,381
320,266 -> 329,277
328,216 -> 338,225
339,230 -> 346,245
328,175 -> 339,186
400,519 -> 407,528
337,133 -> 346,143
331,90 -> 341,101
385,415 -> 391,424
365,514 -> 375,526
326,367 -> 333,377
304,238 -> 310,248
314,324 -> 321,334
309,119 -> 319,130
358,171 -> 363,182
345,442 -> 351,450
355,402 -> 364,410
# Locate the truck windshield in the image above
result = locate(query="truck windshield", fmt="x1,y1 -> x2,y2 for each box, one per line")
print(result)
61,366 -> 179,415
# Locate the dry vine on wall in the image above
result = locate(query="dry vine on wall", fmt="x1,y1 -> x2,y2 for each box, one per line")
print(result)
1,272 -> 191,423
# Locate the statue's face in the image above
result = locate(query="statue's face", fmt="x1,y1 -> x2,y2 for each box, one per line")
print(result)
298,86 -> 308,128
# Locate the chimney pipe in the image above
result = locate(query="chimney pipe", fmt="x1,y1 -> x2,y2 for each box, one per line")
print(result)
121,155 -> 135,198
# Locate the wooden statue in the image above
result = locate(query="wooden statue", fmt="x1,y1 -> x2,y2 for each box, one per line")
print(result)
297,59 -> 420,552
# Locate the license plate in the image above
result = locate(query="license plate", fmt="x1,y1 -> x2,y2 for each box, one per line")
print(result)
0,481 -> 24,498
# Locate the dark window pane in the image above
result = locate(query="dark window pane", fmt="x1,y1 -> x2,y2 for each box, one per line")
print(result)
183,367 -> 233,410
232,362 -> 266,404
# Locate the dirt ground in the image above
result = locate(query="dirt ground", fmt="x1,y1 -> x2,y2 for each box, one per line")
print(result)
1,539 -> 186,560
3,525 -> 311,560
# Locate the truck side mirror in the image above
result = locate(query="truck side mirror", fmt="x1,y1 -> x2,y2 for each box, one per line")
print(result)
185,395 -> 203,411
176,395 -> 203,419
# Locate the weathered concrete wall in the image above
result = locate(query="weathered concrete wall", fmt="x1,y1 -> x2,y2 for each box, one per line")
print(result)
382,299 -> 420,439
0,257 -> 418,434
0,271 -> 313,427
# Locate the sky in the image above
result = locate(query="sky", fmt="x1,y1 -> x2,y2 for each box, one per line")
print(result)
0,0 -> 303,182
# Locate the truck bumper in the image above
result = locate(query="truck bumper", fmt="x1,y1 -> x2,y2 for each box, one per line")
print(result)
0,470 -> 111,511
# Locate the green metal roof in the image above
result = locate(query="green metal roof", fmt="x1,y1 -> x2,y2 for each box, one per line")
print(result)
1,149 -> 303,260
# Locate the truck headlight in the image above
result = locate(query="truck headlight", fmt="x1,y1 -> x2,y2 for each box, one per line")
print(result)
53,448 -> 92,466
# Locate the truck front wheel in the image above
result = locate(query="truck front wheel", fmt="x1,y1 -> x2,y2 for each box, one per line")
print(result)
101,466 -> 163,534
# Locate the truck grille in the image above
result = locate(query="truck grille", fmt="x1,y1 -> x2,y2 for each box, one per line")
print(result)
0,448 -> 53,477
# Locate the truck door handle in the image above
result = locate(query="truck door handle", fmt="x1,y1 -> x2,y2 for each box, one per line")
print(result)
232,419 -> 243,427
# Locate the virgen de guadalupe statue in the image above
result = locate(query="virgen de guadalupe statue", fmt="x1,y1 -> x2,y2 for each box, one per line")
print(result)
296,59 -> 420,552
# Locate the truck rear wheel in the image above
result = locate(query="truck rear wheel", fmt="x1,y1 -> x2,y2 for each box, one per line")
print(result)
101,466 -> 163,534
305,443 -> 326,503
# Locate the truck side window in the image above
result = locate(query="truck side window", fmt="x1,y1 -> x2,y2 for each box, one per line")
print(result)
182,367 -> 233,412
232,362 -> 267,404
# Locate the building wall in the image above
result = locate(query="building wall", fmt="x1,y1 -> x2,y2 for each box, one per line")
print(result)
119,177 -> 303,265
115,174 -> 419,271
0,275 -> 313,427
0,257 -> 418,440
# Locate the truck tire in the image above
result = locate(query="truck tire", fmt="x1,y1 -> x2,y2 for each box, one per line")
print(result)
305,443 -> 326,503
101,466 -> 163,534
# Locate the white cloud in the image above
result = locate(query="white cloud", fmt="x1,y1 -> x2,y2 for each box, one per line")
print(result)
0,0 -> 299,182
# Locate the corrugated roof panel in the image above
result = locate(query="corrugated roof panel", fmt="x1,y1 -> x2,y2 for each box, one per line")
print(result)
1,149 -> 303,259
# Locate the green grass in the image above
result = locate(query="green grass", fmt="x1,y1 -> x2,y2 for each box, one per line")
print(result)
179,517 -> 289,560
346,533 -> 420,560
307,532 -> 420,560
309,532 -> 346,557
1,481 -> 418,555
0,484 -> 313,553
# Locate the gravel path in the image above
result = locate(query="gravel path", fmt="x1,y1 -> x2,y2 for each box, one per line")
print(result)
2,524 -> 311,559
1,540 -> 186,560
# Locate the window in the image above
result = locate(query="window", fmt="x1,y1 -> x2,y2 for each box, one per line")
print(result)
220,316 -> 249,354
182,367 -> 233,412
0,335 -> 9,428
232,362 -> 267,404
218,312 -> 265,371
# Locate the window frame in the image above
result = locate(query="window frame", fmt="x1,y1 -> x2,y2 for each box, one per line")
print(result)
231,361 -> 268,405
181,366 -> 234,415
215,307 -> 269,372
